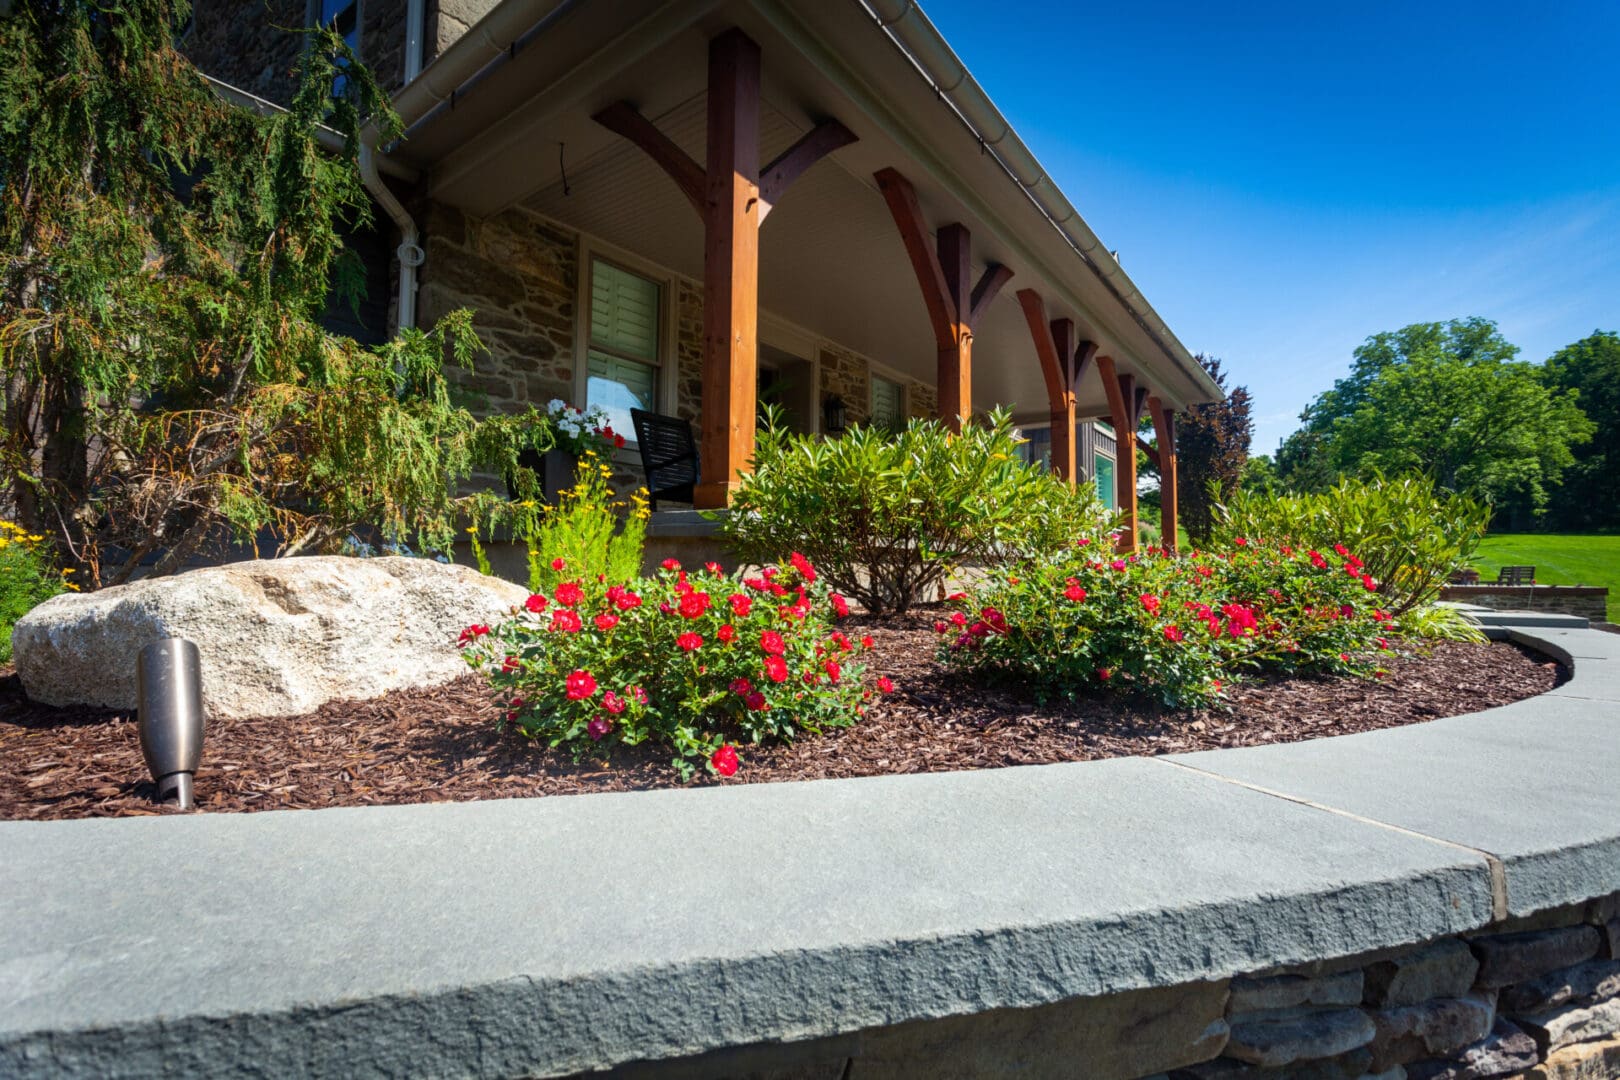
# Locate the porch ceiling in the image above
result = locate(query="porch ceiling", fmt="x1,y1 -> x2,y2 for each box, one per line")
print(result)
387,0 -> 1215,414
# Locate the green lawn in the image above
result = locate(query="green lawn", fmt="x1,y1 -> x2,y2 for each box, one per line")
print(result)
1471,534 -> 1620,621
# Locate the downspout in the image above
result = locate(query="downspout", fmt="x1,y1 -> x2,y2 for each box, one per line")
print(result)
358,0 -> 574,334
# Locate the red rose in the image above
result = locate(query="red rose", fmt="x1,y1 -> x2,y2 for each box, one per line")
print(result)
705,561 -> 723,573
457,623 -> 490,646
950,611 -> 968,627
728,593 -> 751,617
764,655 -> 789,683
934,621 -> 948,633
830,594 -> 850,618
565,669 -> 597,700
551,557 -> 566,571
587,717 -> 611,741
789,551 -> 817,583
730,677 -> 752,696
501,655 -> 521,673
551,609 -> 583,633
1064,581 -> 1087,602
1333,543 -> 1349,557
1140,593 -> 1161,614
718,624 -> 736,643
660,558 -> 681,571
824,660 -> 842,684
1340,604 -> 1354,618
677,631 -> 703,651
1309,550 -> 1328,569
554,581 -> 584,607
861,635 -> 874,649
1110,559 -> 1128,571
678,591 -> 711,619
614,590 -> 643,611
745,691 -> 767,711
1362,575 -> 1378,591
1234,536 -> 1248,546
760,630 -> 785,655
877,676 -> 894,694
524,594 -> 548,613
594,612 -> 620,631
711,744 -> 739,777
627,685 -> 648,704
1163,625 -> 1183,642
601,690 -> 626,714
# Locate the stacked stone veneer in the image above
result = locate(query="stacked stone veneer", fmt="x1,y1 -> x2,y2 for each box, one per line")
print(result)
1440,587 -> 1609,625
1157,892 -> 1620,1080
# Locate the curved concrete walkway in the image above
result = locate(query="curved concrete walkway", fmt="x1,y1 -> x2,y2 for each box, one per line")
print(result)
2,621 -> 1616,1078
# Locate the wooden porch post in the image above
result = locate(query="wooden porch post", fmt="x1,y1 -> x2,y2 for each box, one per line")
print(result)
592,31 -> 855,508
1015,288 -> 1097,485
1095,354 -> 1140,553
695,29 -> 761,509
1148,395 -> 1178,553
874,168 -> 1012,431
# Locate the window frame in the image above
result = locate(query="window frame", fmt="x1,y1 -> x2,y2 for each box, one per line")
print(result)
573,241 -> 677,453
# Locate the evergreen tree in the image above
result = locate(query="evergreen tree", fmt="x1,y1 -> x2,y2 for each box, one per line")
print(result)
0,0 -> 547,585
1177,354 -> 1252,547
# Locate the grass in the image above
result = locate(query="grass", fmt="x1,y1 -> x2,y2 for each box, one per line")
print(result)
1471,534 -> 1620,621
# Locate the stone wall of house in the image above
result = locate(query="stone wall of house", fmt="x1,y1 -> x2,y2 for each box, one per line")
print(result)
427,0 -> 501,64
182,0 -> 309,105
362,0 -> 411,93
1440,586 -> 1609,625
415,202 -> 578,415
819,344 -> 871,428
674,281 -> 705,425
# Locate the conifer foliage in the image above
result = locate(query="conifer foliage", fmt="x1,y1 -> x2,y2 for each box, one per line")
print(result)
1,0 -> 547,584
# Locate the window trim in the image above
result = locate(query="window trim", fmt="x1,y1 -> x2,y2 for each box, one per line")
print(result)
573,240 -> 677,456
868,370 -> 907,431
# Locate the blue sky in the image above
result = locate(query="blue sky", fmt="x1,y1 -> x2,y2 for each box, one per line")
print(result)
921,0 -> 1620,455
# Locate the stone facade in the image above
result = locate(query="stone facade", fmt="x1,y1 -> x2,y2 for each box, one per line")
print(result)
819,343 -> 872,428
1439,586 -> 1609,625
673,280 -> 705,425
181,0 -> 309,104
416,202 -> 578,414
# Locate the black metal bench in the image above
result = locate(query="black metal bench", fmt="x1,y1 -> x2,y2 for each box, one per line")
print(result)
1496,565 -> 1536,586
630,408 -> 700,511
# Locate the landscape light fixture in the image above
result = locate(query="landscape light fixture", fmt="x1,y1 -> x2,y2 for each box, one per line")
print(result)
136,638 -> 205,810
822,394 -> 847,435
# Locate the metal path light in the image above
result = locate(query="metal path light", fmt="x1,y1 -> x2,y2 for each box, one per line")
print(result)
136,638 -> 205,809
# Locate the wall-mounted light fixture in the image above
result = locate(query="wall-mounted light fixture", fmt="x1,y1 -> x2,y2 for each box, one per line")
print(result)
822,394 -> 847,435
137,638 -> 205,810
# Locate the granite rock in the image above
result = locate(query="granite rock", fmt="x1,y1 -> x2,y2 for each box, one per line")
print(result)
1225,1009 -> 1376,1068
1520,1033 -> 1620,1080
1499,959 -> 1620,1015
1470,927 -> 1601,990
1402,1020 -> 1538,1080
10,556 -> 527,719
1517,997 -> 1620,1056
1368,995 -> 1497,1071
1230,972 -> 1365,1016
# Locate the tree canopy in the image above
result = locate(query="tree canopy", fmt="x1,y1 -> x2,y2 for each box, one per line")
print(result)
1,0 -> 547,585
1540,330 -> 1620,530
1276,319 -> 1592,517
1174,354 -> 1252,547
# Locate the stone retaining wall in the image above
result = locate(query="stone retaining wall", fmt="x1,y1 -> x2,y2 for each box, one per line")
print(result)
1440,586 -> 1608,624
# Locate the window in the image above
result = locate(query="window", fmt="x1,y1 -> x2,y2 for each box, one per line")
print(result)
870,374 -> 905,432
1094,455 -> 1116,510
586,258 -> 661,445
1018,425 -> 1052,470
318,0 -> 360,95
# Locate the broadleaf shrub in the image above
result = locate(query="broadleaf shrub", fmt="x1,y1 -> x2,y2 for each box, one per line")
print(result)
942,539 -> 1396,707
1212,473 -> 1490,617
719,410 -> 1113,614
460,555 -> 888,777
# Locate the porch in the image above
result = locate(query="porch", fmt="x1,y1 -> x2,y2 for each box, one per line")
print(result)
379,0 -> 1220,551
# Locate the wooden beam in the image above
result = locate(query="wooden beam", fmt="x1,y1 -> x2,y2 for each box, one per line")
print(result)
1015,289 -> 1076,485
1149,395 -> 1178,553
1135,433 -> 1160,471
1071,340 -> 1099,397
1096,354 -> 1138,553
758,118 -> 856,220
937,223 -> 972,340
1132,385 -> 1150,428
968,264 -> 1013,327
873,168 -> 957,347
693,28 -> 761,509
591,101 -> 705,217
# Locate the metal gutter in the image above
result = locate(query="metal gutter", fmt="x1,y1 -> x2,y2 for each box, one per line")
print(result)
202,74 -> 417,182
858,0 -> 1220,401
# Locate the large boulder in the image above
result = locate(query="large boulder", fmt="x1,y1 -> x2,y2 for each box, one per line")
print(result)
11,557 -> 528,719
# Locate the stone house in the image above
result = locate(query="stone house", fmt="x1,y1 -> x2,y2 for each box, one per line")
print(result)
183,0 -> 1219,551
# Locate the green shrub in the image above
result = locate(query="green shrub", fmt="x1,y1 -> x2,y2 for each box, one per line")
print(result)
942,539 -> 1395,707
719,410 -> 1113,614
516,452 -> 648,594
1,521 -> 71,665
1213,474 -> 1490,618
460,554 -> 889,777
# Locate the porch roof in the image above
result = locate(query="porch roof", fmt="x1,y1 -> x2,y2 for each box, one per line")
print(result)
379,0 -> 1221,415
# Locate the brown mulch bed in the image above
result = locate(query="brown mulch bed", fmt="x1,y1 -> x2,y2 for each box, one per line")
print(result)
0,609 -> 1565,820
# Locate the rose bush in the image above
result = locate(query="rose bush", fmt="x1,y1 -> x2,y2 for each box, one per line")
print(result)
460,554 -> 889,777
941,538 -> 1396,707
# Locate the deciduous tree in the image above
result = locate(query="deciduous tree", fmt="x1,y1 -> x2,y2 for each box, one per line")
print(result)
1541,330 -> 1620,530
1176,354 -> 1252,547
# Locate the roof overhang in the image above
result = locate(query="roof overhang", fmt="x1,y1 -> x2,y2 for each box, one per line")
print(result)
377,0 -> 1221,411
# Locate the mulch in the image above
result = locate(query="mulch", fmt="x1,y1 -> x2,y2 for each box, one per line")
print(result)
0,607 -> 1565,821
